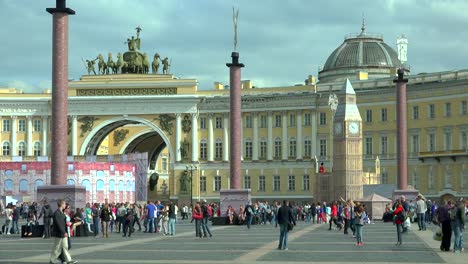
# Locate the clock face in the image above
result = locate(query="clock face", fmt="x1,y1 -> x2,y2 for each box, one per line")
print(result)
348,122 -> 360,134
334,123 -> 342,134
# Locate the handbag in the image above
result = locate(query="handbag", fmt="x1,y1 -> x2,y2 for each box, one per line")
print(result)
433,226 -> 442,241
287,222 -> 294,231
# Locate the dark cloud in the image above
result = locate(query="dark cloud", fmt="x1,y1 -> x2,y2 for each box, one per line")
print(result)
1,0 -> 467,93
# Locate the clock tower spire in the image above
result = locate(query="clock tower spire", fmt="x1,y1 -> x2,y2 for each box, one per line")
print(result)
332,79 -> 364,201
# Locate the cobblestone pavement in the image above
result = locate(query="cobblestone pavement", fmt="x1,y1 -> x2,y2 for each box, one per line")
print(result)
0,220 -> 465,264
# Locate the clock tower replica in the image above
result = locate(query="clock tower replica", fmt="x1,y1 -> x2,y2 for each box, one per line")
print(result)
332,79 -> 363,201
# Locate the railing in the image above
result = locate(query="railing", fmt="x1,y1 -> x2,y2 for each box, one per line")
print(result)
419,149 -> 468,157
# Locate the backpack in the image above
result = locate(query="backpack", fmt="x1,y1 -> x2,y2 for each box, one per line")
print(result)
398,209 -> 407,222
448,207 -> 457,221
206,205 -> 213,217
44,207 -> 52,218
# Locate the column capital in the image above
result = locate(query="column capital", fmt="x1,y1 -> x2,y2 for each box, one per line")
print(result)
282,110 -> 287,116
175,113 -> 181,118
267,111 -> 273,116
10,115 -> 17,120
191,112 -> 199,119
26,115 -> 33,120
296,109 -> 303,115
253,111 -> 258,117
208,113 -> 214,118
42,115 -> 49,120
223,112 -> 229,118
70,115 -> 77,120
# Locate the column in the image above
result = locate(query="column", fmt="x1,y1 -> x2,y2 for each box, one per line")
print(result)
296,110 -> 303,160
223,113 -> 229,162
395,69 -> 408,190
11,116 -> 17,156
267,111 -> 273,160
311,111 -> 317,159
281,111 -> 288,160
175,113 -> 181,162
27,116 -> 33,156
41,116 -> 48,156
208,113 -> 214,162
191,113 -> 199,162
71,115 -> 78,155
252,112 -> 259,161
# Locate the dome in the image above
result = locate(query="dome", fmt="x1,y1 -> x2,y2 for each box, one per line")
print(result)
318,26 -> 409,83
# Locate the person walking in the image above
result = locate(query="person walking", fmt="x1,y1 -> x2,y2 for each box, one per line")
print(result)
354,203 -> 365,246
392,199 -> 404,246
436,200 -> 453,251
40,203 -> 53,238
452,198 -> 465,253
49,199 -> 77,264
91,203 -> 100,238
201,200 -> 213,238
192,202 -> 203,238
415,195 -> 427,231
168,201 -> 176,236
100,204 -> 111,238
276,200 -> 296,250
244,202 -> 254,229
122,204 -> 134,237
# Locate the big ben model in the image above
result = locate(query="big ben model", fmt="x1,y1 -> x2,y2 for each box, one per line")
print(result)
332,79 -> 363,201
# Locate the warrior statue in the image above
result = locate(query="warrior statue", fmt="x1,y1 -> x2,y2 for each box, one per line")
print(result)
86,58 -> 97,75
162,57 -> 170,74
125,36 -> 138,51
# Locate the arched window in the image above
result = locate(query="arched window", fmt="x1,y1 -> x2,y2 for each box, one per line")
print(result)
2,142 -> 10,156
81,179 -> 91,191
18,142 -> 26,156
19,179 -> 29,193
118,180 -> 124,191
245,138 -> 252,159
215,138 -> 223,160
67,179 -> 75,185
96,170 -> 104,178
200,139 -> 207,160
96,180 -> 105,191
126,180 -> 131,191
33,142 -> 41,156
289,137 -> 296,158
35,179 -> 44,190
274,137 -> 281,159
4,179 -> 13,191
109,180 -> 116,191
132,180 -> 135,191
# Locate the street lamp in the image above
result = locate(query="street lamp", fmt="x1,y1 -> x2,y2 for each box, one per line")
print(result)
186,164 -> 196,205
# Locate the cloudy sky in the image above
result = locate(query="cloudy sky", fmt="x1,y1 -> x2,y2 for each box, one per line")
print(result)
1,0 -> 468,93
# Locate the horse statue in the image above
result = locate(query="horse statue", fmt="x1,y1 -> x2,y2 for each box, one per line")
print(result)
116,52 -> 127,74
106,53 -> 116,74
133,54 -> 143,74
142,53 -> 150,74
97,54 -> 107,75
152,53 -> 160,74
162,57 -> 170,74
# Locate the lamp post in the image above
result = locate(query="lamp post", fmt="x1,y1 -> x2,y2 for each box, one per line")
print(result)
186,164 -> 196,205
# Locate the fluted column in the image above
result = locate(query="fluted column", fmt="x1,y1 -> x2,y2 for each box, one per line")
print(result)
175,113 -> 181,162
296,110 -> 303,160
267,111 -> 273,161
281,111 -> 288,160
191,113 -> 199,162
311,111 -> 317,158
71,115 -> 78,155
223,113 -> 229,162
11,116 -> 17,156
208,113 -> 214,162
252,112 -> 259,161
42,116 -> 48,156
27,116 -> 33,156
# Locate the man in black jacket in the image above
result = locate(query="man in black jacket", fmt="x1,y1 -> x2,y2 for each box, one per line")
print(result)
49,199 -> 77,264
276,200 -> 296,250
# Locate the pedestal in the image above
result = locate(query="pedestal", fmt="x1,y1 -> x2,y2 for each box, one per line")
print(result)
37,185 -> 86,211
392,189 -> 419,202
219,189 -> 251,217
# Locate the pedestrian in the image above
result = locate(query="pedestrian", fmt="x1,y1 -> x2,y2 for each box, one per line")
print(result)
192,202 -> 203,238
2,204 -> 13,235
122,204 -> 134,237
201,200 -> 213,238
276,200 -> 296,250
244,201 -> 254,229
436,200 -> 453,251
354,202 -> 364,246
415,195 -> 427,231
168,201 -> 176,236
452,198 -> 465,253
100,204 -> 111,238
49,199 -> 77,264
40,203 -> 53,238
91,203 -> 100,238
392,199 -> 404,246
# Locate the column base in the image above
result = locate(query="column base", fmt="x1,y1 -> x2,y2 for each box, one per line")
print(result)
392,189 -> 419,202
37,185 -> 86,211
220,189 -> 251,217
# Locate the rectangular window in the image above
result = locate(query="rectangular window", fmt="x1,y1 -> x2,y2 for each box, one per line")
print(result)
260,141 -> 267,159
319,112 -> 326,125
462,101 -> 467,115
33,119 -> 41,132
366,109 -> 372,123
412,106 -> 419,120
258,175 -> 266,192
289,139 -> 296,158
445,103 -> 451,117
161,157 -> 168,172
215,141 -> 223,159
289,114 -> 296,127
429,104 -> 435,119
428,133 -> 436,152
2,120 -> 10,132
288,175 -> 295,191
200,176 -> 207,192
444,132 -> 452,151
304,113 -> 311,126
200,117 -> 206,129
275,115 -> 281,127
215,117 -> 223,129
245,141 -> 252,159
245,115 -> 252,128
214,176 -> 221,192
304,139 -> 312,158
381,108 -> 387,122
411,135 -> 419,154
200,141 -> 207,159
244,175 -> 251,189
319,139 -> 327,157
274,140 -> 281,159
273,175 -> 281,191
462,131 -> 468,149
260,115 -> 267,128
365,137 -> 373,156
381,169 -> 388,184
18,119 -> 26,132
303,175 -> 310,191
380,136 -> 388,155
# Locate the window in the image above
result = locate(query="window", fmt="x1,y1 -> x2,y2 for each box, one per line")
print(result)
33,120 -> 41,132
200,140 -> 207,159
304,113 -> 311,126
428,133 -> 436,152
214,176 -> 221,191
258,175 -> 266,192
244,175 -> 251,189
462,131 -> 468,149
260,115 -> 267,128
411,135 -> 419,154
365,110 -> 373,123
2,120 -> 10,132
161,157 -> 168,172
2,142 -> 10,155
380,136 -> 388,155
18,142 -> 26,156
381,108 -> 387,122
274,137 -> 281,159
319,112 -> 326,125
215,117 -> 223,129
412,106 -> 419,120
288,175 -> 295,191
289,114 -> 296,127
429,104 -> 435,119
200,117 -> 206,129
245,115 -> 252,128
304,137 -> 311,158
200,176 -> 206,192
462,101 -> 467,115
444,132 -> 452,151
365,137 -> 373,156
445,103 -> 451,117
245,139 -> 252,159
18,119 -> 26,132
289,137 -> 296,158
319,139 -> 327,157
381,168 -> 388,184
275,115 -> 281,127
303,175 -> 310,191
33,142 -> 41,156
215,139 -> 223,160
273,175 -> 281,191
260,139 -> 267,159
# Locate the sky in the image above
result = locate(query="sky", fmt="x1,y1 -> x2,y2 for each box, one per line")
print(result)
1,0 -> 468,93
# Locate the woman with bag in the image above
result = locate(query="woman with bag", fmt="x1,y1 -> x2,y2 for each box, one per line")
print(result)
354,203 -> 364,246
100,204 -> 111,238
392,199 -> 404,246
192,202 -> 203,238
